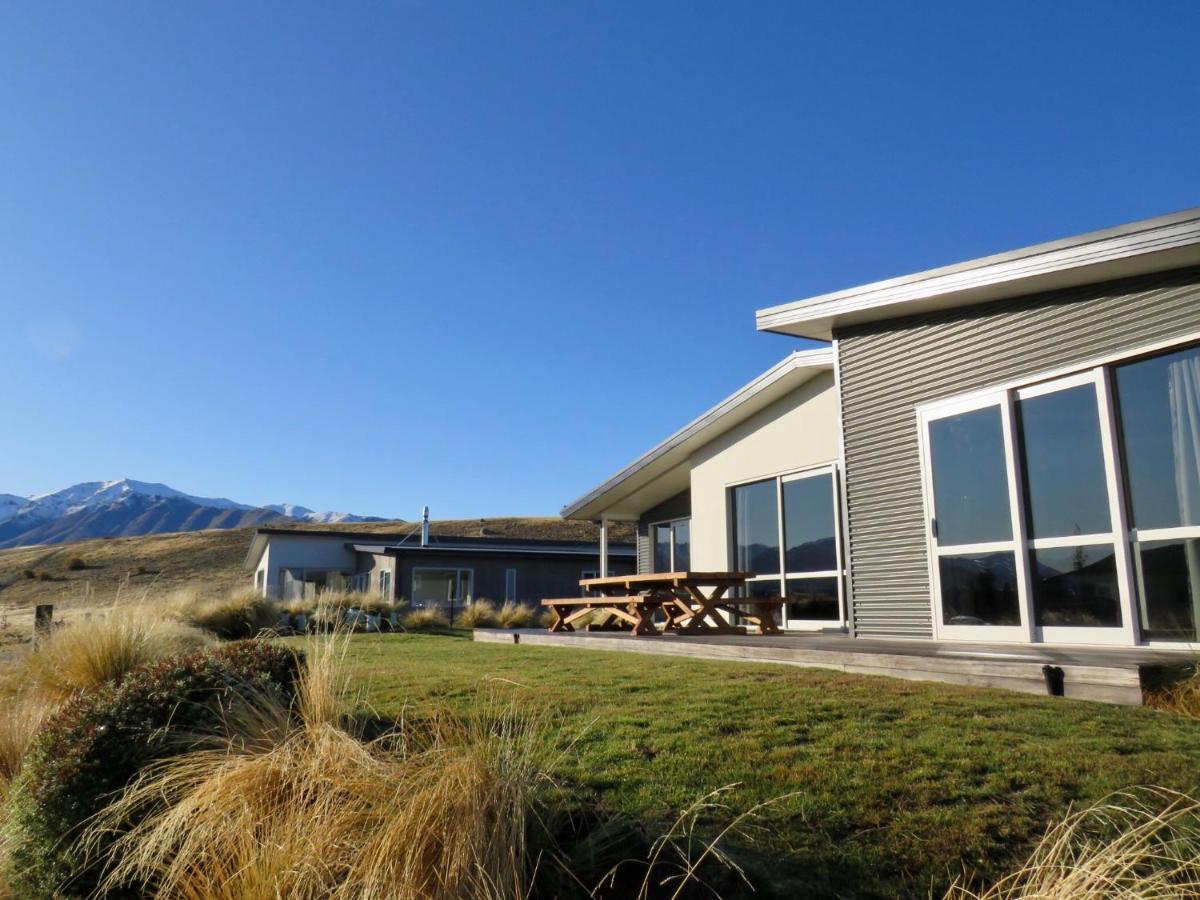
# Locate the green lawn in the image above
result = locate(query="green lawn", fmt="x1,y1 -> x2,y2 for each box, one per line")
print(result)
339,633 -> 1200,899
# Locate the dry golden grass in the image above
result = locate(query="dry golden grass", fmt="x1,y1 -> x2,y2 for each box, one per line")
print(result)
0,692 -> 54,786
22,605 -> 212,703
402,608 -> 451,631
174,587 -> 280,640
497,602 -> 536,629
1146,666 -> 1200,719
945,786 -> 1200,899
457,599 -> 499,629
86,634 -> 550,900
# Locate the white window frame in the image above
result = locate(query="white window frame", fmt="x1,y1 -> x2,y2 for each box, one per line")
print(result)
505,568 -> 518,602
648,517 -> 690,573
917,333 -> 1200,648
378,570 -> 392,600
728,464 -> 845,631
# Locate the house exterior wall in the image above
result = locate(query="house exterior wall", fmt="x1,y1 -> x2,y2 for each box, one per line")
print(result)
688,371 -> 839,572
835,265 -> 1200,639
255,535 -> 357,597
391,551 -> 635,605
354,552 -> 398,596
636,491 -> 691,573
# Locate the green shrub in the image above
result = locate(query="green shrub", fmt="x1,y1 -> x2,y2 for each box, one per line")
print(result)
65,557 -> 86,571
5,641 -> 304,898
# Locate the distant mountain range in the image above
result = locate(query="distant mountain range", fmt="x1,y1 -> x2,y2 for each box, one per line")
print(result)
0,479 -> 383,549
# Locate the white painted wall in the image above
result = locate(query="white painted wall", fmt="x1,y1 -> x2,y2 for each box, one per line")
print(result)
687,371 -> 839,571
253,535 -> 358,598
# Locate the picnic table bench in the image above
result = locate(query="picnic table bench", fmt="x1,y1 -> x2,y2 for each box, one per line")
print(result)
542,571 -> 784,637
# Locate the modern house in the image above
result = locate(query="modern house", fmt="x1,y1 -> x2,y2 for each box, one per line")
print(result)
564,207 -> 1200,652
246,516 -> 635,607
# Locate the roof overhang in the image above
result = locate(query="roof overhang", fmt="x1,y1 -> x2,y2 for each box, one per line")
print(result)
756,207 -> 1200,340
350,542 -> 636,558
560,348 -> 834,521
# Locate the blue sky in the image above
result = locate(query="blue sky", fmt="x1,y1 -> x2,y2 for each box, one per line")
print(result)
2,1 -> 1197,518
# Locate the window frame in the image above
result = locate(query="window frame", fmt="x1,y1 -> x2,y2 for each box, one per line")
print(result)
505,568 -> 518,602
727,464 -> 845,630
410,567 -> 475,609
915,335 -> 1200,647
648,516 -> 691,573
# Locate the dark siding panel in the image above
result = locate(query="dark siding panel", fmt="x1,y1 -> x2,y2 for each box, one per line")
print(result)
837,266 -> 1200,638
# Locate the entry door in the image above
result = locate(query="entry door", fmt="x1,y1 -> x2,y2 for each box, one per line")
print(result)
921,395 -> 1032,642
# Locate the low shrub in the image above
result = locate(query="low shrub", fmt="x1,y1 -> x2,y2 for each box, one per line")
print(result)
5,640 -> 305,898
402,607 -> 450,631
23,607 -> 212,702
64,558 -> 86,572
21,570 -> 35,580
35,571 -> 51,582
458,598 -> 499,628
177,588 -> 281,640
83,639 -> 550,900
498,602 -> 537,629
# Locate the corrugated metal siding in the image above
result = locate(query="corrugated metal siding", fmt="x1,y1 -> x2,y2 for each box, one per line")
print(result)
636,490 -> 691,574
837,265 -> 1200,638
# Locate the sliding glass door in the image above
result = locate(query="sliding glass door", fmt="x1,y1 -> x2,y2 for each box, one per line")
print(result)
922,396 -> 1030,641
921,340 -> 1200,646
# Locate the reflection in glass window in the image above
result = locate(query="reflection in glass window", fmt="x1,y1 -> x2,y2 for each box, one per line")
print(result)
929,407 -> 1012,545
783,474 -> 836,571
672,520 -> 690,571
653,523 -> 672,572
938,552 -> 1020,626
732,479 -> 781,574
785,577 -> 839,620
1134,539 -> 1200,641
1017,385 -> 1111,538
1116,344 -> 1200,530
1030,545 -> 1121,627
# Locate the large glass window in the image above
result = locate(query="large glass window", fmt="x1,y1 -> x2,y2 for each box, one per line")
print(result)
652,518 -> 691,572
938,552 -> 1020,626
731,470 -> 841,624
928,407 -> 1012,545
1116,344 -> 1200,641
1017,381 -> 1120,628
411,568 -> 473,609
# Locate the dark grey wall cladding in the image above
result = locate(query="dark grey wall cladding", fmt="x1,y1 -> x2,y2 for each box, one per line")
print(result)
836,265 -> 1200,638
393,551 -> 635,604
636,489 -> 691,574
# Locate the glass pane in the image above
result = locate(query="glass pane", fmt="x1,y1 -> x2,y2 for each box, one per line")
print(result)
653,523 -> 671,572
783,474 -> 837,572
928,406 -> 1012,545
938,552 -> 1020,626
1017,384 -> 1111,538
1115,344 -> 1200,529
412,569 -> 456,608
746,578 -> 782,597
458,570 -> 473,603
1135,539 -> 1200,641
672,520 -> 690,571
785,577 -> 839,620
732,479 -> 780,575
1031,545 -> 1121,627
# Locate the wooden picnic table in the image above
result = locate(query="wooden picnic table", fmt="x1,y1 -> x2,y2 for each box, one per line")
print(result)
542,571 -> 783,637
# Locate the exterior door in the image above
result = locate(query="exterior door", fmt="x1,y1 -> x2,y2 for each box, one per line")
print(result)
921,395 -> 1032,642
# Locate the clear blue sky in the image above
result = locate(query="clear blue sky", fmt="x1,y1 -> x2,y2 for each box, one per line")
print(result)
2,1 -> 1198,518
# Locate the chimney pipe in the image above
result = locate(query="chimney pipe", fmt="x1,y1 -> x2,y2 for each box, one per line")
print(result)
421,506 -> 430,547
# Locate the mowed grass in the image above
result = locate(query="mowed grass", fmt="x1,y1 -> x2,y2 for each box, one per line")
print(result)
339,634 -> 1200,899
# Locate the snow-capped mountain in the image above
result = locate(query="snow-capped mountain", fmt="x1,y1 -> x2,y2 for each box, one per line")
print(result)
0,479 -> 382,549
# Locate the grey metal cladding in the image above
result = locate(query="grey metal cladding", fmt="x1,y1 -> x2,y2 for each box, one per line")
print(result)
836,265 -> 1200,638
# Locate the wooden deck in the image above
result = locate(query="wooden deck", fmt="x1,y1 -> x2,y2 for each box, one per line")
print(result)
472,628 -> 1199,705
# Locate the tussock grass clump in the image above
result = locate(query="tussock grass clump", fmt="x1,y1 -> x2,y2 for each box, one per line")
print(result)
176,588 -> 281,640
0,694 -> 53,787
23,606 -> 212,702
497,602 -> 536,629
64,557 -> 86,571
458,599 -> 499,628
538,607 -> 557,629
403,607 -> 451,631
87,635 -> 549,900
1146,665 -> 1200,719
945,786 -> 1200,899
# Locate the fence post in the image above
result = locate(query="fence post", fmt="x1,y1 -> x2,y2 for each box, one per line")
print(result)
33,604 -> 53,647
